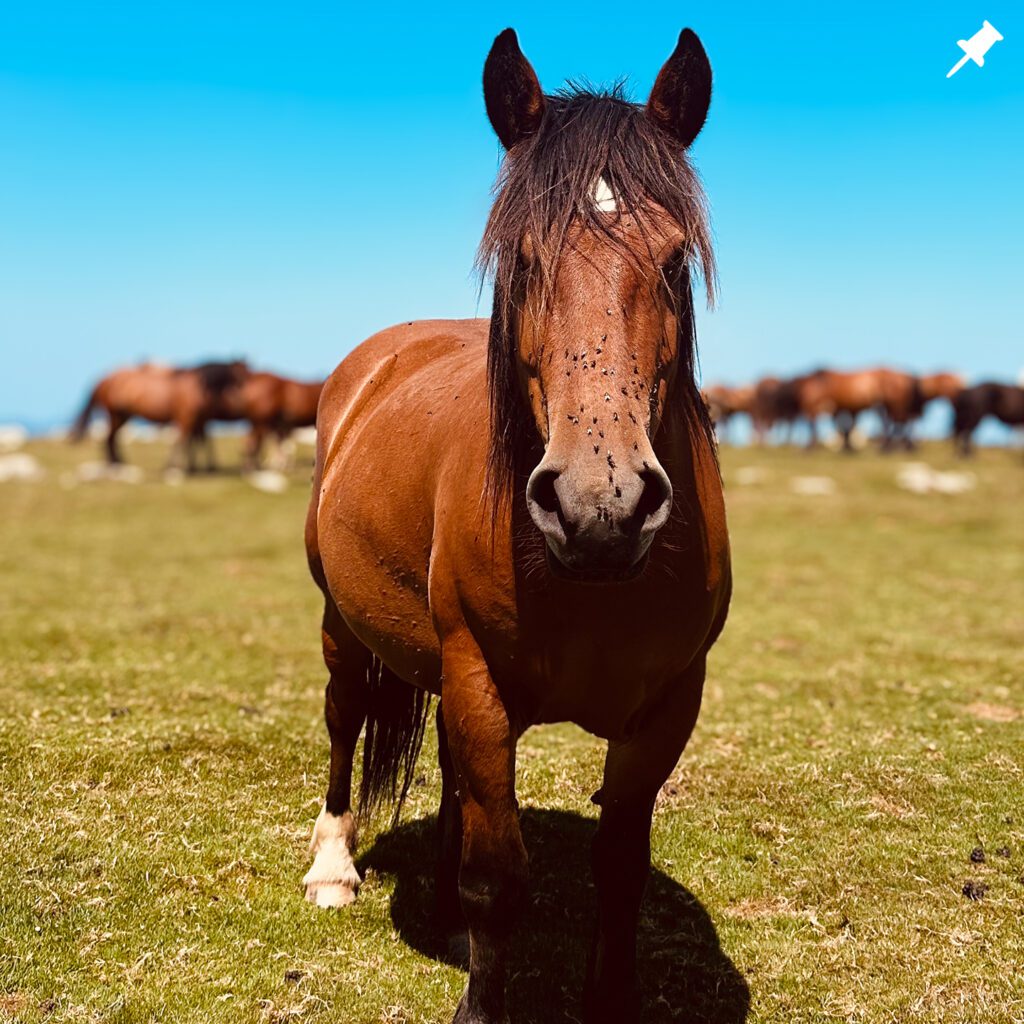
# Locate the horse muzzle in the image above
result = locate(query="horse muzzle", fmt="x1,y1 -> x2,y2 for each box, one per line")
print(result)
525,459 -> 673,583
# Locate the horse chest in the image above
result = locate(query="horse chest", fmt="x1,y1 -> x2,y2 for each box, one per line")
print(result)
503,587 -> 718,739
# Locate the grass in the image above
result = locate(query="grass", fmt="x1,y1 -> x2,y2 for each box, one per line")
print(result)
1,436 -> 1022,1024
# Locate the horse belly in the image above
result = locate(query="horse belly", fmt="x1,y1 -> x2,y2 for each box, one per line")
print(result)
317,458 -> 441,691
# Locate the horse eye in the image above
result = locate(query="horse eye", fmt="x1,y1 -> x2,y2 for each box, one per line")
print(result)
661,242 -> 688,270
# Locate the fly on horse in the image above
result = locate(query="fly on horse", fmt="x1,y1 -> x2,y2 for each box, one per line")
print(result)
303,29 -> 730,1024
70,360 -> 249,471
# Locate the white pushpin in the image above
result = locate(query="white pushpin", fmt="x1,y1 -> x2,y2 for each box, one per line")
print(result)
947,20 -> 1003,78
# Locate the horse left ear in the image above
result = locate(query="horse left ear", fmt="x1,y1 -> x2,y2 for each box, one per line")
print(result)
646,29 -> 712,148
484,28 -> 545,150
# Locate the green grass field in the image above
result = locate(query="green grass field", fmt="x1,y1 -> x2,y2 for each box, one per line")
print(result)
2,437 -> 1022,1024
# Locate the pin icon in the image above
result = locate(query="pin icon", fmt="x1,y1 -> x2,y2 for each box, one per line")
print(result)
947,20 -> 1003,78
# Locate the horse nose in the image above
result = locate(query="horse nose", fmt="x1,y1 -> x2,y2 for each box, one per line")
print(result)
526,460 -> 673,571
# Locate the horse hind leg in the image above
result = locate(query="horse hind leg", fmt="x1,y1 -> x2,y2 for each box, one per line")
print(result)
106,412 -> 127,464
304,600 -> 371,908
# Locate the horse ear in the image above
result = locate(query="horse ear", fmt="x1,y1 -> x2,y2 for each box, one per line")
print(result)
646,29 -> 712,148
484,28 -> 545,150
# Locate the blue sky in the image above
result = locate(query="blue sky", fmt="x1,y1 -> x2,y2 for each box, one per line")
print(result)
1,2 -> 1021,430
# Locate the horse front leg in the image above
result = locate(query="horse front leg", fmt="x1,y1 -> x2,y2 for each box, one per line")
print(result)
435,703 -> 467,957
584,657 -> 706,1024
442,633 -> 526,1024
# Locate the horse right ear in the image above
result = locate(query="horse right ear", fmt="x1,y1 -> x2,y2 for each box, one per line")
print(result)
484,29 -> 545,150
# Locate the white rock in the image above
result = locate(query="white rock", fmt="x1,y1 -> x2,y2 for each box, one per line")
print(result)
0,452 -> 44,482
790,475 -> 837,496
896,463 -> 975,495
0,424 -> 28,452
247,470 -> 288,494
76,461 -> 143,484
291,426 -> 318,447
732,466 -> 768,486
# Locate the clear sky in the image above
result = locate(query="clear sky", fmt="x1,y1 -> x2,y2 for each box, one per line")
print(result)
1,2 -> 1021,430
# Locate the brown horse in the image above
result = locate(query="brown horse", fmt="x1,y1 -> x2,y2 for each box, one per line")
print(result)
878,370 -> 965,450
751,373 -> 819,445
302,29 -> 729,1024
794,367 -> 916,451
70,360 -> 249,470
952,382 -> 1024,455
703,383 -> 753,442
209,372 -> 324,468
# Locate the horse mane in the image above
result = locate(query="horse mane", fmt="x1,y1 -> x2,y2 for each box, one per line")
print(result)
186,361 -> 249,395
476,84 -> 718,504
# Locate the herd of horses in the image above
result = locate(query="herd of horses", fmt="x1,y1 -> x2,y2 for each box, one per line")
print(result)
69,360 -> 1023,476
70,359 -> 323,471
704,368 -> 1024,453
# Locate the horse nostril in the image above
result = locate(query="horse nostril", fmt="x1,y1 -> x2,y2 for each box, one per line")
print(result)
526,467 -> 571,543
529,468 -> 560,517
636,467 -> 673,531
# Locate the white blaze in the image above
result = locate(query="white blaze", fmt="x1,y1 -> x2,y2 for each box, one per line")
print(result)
594,176 -> 617,213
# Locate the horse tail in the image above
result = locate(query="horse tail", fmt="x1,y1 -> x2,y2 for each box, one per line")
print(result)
358,656 -> 432,827
69,384 -> 100,442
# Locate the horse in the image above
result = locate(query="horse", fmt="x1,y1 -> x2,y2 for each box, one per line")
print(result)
70,360 -> 250,471
751,373 -> 818,445
795,367 -> 917,451
703,383 -> 753,443
951,382 -> 1024,455
212,372 -> 324,469
876,370 -> 965,450
302,29 -> 730,1024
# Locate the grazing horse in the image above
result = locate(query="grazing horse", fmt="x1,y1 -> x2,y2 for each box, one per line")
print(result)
211,372 -> 324,468
796,367 -> 913,451
878,371 -> 965,450
704,383 -> 753,442
303,28 -> 730,1024
70,360 -> 249,470
751,373 -> 818,445
873,369 -> 926,451
952,382 -> 1024,455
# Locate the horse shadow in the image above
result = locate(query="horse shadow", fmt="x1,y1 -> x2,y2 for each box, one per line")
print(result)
359,807 -> 750,1024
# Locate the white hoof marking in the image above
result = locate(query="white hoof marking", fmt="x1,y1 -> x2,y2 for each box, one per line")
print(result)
303,808 -> 360,910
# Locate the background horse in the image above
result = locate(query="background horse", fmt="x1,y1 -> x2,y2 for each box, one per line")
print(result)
952,382 -> 1024,455
751,372 -> 818,445
796,367 -> 913,451
211,372 -> 324,468
704,383 -> 753,442
302,28 -> 729,1024
70,360 -> 249,471
878,370 -> 965,450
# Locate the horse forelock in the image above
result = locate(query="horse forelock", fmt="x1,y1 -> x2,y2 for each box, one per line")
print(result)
476,85 -> 718,506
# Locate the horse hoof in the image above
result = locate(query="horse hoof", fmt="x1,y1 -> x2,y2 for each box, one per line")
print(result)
302,835 -> 361,909
304,878 -> 359,908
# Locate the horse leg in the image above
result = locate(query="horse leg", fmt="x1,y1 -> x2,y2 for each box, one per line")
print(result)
837,412 -> 855,452
202,429 -> 218,473
303,600 -> 370,908
435,703 -> 466,956
584,657 -> 706,1024
106,412 -> 127,464
805,415 -> 819,449
442,632 -> 526,1024
245,423 -> 265,472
